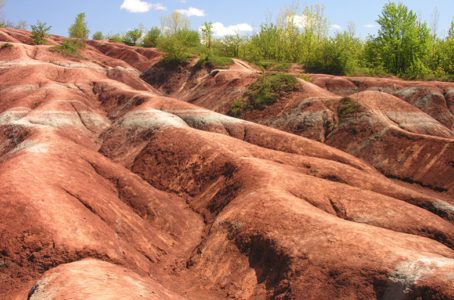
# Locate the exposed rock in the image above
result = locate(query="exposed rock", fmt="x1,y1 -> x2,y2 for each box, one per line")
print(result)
2,28 -> 454,300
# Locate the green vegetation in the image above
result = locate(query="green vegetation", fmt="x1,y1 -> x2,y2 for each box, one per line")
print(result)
299,72 -> 312,82
200,22 -> 213,49
123,24 -> 144,45
157,11 -> 201,65
228,73 -> 297,115
68,13 -> 89,47
271,63 -> 291,72
143,27 -> 160,47
50,39 -> 84,59
4,0 -> 452,81
337,97 -> 362,121
30,20 -> 52,45
1,42 -> 12,49
105,32 -> 122,43
198,1 -> 454,81
195,55 -> 234,69
92,31 -> 104,40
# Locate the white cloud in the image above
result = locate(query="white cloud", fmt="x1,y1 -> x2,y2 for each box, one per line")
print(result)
180,0 -> 187,2
200,22 -> 253,37
120,0 -> 167,13
331,24 -> 342,30
287,15 -> 309,28
364,24 -> 375,28
177,7 -> 206,17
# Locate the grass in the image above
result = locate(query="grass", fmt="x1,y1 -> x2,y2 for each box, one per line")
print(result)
195,55 -> 234,69
299,72 -> 312,82
240,57 -> 273,71
1,43 -> 13,50
337,97 -> 363,121
228,73 -> 297,116
271,63 -> 291,72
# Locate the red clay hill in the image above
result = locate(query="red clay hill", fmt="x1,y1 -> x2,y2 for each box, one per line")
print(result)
1,28 -> 454,300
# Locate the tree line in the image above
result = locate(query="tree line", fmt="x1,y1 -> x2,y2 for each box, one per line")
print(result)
4,0 -> 454,80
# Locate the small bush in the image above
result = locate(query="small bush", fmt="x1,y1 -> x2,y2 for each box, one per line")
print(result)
195,54 -> 234,69
50,39 -> 84,59
229,98 -> 249,116
106,33 -> 123,43
299,72 -> 312,82
1,42 -> 12,50
92,31 -> 104,40
271,63 -> 291,72
30,20 -> 52,45
228,73 -> 297,115
337,97 -> 362,121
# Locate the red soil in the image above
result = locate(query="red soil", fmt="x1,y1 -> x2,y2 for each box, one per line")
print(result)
2,28 -> 454,299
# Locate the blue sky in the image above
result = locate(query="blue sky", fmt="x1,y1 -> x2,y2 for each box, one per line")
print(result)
5,0 -> 454,39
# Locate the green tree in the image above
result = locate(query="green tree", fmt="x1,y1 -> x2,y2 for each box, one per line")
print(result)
157,11 -> 199,63
68,13 -> 90,43
143,27 -> 161,46
124,26 -> 143,45
223,31 -> 245,57
370,1 -> 430,76
92,31 -> 104,40
30,20 -> 52,45
201,21 -> 213,49
0,0 -> 7,27
160,11 -> 190,35
14,19 -> 27,30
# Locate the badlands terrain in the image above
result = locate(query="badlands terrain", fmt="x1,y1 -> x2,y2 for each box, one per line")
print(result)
1,28 -> 454,299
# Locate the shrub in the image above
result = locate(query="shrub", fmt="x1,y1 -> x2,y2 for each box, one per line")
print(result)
228,73 -> 297,115
1,42 -> 12,49
299,72 -> 312,82
157,29 -> 200,64
105,32 -> 122,43
271,63 -> 291,72
229,98 -> 248,116
30,20 -> 52,45
14,19 -> 27,30
337,97 -> 362,121
195,54 -> 234,69
92,31 -> 104,40
50,39 -> 84,59
143,27 -> 160,47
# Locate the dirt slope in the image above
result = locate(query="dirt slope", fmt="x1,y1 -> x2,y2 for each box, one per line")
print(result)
142,60 -> 454,195
2,28 -> 454,299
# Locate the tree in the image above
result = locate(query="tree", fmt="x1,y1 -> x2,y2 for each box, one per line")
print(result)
30,20 -> 52,45
92,31 -> 104,40
143,27 -> 160,46
370,1 -> 430,75
430,7 -> 440,38
124,25 -> 143,45
68,13 -> 89,42
14,19 -> 27,30
223,31 -> 245,57
201,21 -> 213,49
0,0 -> 7,27
160,11 -> 190,36
347,21 -> 356,38
157,29 -> 200,62
157,11 -> 198,63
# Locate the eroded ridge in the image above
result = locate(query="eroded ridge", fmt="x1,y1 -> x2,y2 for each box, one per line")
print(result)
1,28 -> 454,299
